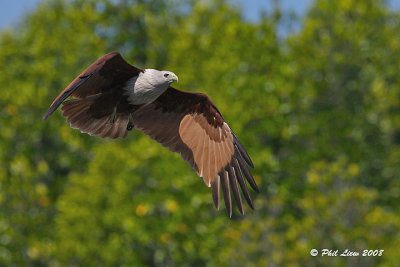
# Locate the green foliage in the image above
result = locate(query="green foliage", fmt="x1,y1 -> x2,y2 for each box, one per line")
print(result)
0,0 -> 399,266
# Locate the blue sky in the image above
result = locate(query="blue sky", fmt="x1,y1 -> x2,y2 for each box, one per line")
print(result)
0,0 -> 313,30
0,0 -> 40,29
1,0 -> 399,31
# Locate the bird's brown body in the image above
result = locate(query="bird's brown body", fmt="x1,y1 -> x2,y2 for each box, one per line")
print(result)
44,51 -> 258,217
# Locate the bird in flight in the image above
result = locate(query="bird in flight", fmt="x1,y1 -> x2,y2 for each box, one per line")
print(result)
43,52 -> 258,217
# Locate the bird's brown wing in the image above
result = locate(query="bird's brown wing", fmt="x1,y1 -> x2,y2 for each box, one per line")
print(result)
43,51 -> 143,138
132,87 -> 258,216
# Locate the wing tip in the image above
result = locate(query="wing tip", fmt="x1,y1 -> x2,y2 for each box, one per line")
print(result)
227,209 -> 233,218
253,184 -> 260,193
248,177 -> 260,193
42,107 -> 55,121
248,178 -> 259,193
211,177 -> 220,210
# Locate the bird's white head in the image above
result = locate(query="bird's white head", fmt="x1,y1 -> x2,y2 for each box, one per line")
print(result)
161,70 -> 179,84
126,69 -> 179,105
143,69 -> 178,87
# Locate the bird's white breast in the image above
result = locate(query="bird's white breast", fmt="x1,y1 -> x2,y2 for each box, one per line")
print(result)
124,71 -> 169,105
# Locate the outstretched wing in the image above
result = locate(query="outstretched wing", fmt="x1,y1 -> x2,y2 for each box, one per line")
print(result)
43,51 -> 143,138
132,87 -> 258,216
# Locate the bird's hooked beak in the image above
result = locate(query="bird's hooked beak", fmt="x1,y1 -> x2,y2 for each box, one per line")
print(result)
169,72 -> 179,83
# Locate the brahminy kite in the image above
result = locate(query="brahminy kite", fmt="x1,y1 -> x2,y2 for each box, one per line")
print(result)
43,52 -> 258,217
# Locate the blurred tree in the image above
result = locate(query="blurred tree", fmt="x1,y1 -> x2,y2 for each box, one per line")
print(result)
228,0 -> 400,266
51,1 -> 279,266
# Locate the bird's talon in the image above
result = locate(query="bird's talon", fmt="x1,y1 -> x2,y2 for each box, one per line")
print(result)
127,113 -> 134,131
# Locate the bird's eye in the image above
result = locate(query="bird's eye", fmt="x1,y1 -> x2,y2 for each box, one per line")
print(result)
164,73 -> 170,78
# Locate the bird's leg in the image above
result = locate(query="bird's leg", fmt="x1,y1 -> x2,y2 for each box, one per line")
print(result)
127,113 -> 134,131
110,106 -> 117,124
